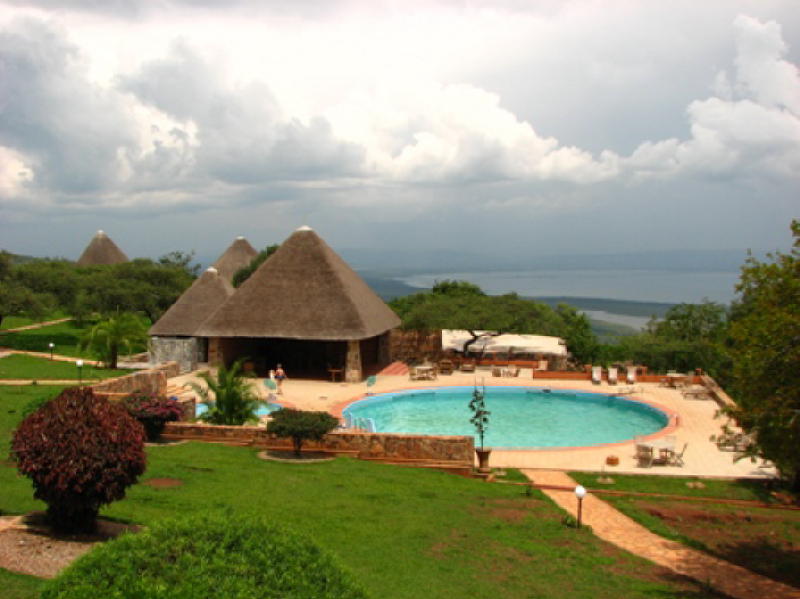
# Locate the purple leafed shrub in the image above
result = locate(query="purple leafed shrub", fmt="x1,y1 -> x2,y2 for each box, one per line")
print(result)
11,386 -> 147,533
125,393 -> 184,441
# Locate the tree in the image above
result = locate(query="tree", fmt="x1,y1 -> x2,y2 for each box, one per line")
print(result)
726,220 -> 800,490
0,280 -> 53,327
189,358 -> 262,425
158,250 -> 201,278
80,312 -> 149,369
80,259 -> 194,322
267,408 -> 339,456
233,244 -> 279,287
11,387 -> 146,533
556,303 -> 599,365
390,280 -> 569,354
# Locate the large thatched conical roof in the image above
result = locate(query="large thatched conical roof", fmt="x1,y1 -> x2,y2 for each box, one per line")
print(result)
196,226 -> 400,340
211,236 -> 258,282
150,267 -> 235,336
76,230 -> 129,266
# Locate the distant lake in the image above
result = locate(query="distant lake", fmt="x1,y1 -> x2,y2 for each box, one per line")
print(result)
397,268 -> 739,305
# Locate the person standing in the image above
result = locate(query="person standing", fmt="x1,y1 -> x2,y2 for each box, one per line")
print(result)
274,364 -> 287,394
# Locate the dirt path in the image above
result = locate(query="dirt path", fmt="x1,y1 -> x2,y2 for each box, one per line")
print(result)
0,317 -> 72,333
522,469 -> 800,599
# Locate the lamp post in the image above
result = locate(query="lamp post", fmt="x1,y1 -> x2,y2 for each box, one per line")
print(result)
76,360 -> 84,386
48,342 -> 54,361
574,485 -> 587,528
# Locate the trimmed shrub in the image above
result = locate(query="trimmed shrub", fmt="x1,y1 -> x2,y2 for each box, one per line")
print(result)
41,512 -> 368,598
125,393 -> 184,441
267,408 -> 339,456
10,386 -> 146,533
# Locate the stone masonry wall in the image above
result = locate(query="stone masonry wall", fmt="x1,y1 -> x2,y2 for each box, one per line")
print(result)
92,362 -> 177,397
150,337 -> 199,373
163,422 -> 474,464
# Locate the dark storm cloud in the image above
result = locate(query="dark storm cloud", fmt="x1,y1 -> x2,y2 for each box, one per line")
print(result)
119,43 -> 365,183
0,18 -> 139,195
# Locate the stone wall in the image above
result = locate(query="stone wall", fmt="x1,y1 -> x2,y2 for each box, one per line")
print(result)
150,336 -> 199,373
91,362 -> 178,398
163,422 -> 474,468
390,330 -> 442,363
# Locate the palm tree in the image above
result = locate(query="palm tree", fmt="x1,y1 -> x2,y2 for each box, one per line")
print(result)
80,312 -> 148,369
188,359 -> 262,425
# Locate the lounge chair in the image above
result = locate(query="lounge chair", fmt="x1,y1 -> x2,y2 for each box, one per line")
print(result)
591,366 -> 602,385
438,359 -> 454,375
506,364 -> 520,377
460,360 -> 476,373
607,367 -> 618,385
626,368 -> 637,384
670,443 -> 688,467
635,444 -> 653,468
491,366 -> 502,377
682,385 -> 710,400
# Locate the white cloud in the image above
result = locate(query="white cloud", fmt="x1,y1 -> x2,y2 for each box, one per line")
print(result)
332,82 -> 620,184
625,14 -> 800,180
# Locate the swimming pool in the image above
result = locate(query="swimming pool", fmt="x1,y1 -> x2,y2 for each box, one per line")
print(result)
195,402 -> 281,419
343,386 -> 668,449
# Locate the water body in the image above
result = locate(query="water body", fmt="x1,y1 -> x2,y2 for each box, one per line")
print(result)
398,268 -> 738,305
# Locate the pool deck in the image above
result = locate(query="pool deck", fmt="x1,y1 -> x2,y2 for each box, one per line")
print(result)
168,368 -> 776,480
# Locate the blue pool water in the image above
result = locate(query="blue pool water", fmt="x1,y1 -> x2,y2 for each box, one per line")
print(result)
343,386 -> 668,449
195,402 -> 281,418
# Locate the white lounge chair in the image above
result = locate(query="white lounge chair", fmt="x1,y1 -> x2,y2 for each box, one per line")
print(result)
591,366 -> 602,385
607,367 -> 618,385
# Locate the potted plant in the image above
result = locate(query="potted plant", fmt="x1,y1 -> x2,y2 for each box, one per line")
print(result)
468,384 -> 491,473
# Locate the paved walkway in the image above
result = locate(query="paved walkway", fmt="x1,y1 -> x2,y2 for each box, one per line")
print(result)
522,469 -> 800,599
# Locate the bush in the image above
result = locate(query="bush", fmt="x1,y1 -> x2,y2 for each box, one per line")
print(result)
10,387 -> 146,533
41,512 -> 368,598
267,408 -> 339,456
124,393 -> 184,441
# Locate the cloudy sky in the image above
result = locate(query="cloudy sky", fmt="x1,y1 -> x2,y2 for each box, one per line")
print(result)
0,0 -> 798,263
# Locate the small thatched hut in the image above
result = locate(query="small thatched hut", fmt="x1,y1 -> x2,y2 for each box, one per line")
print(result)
196,226 -> 401,381
76,230 -> 128,266
149,267 -> 234,372
211,236 -> 258,283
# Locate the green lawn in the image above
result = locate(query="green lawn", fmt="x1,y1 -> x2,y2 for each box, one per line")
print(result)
0,354 -> 131,381
0,569 -> 45,599
0,321 -> 89,358
0,312 -> 68,331
0,386 -> 721,599
569,471 -> 777,503
570,472 -> 800,588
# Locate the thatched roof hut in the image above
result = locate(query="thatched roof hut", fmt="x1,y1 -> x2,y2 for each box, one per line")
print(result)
196,226 -> 400,381
211,236 -> 258,282
76,230 -> 128,266
150,267 -> 234,337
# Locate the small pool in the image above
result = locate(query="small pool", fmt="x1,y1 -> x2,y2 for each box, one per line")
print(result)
343,386 -> 668,449
195,402 -> 281,419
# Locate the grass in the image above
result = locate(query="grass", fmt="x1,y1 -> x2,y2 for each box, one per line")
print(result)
0,320 -> 89,358
0,386 -> 720,599
569,471 -> 777,503
0,569 -> 45,599
0,354 -> 131,381
570,471 -> 800,588
0,312 -> 68,331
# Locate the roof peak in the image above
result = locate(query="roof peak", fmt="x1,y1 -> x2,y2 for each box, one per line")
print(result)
296,225 -> 313,232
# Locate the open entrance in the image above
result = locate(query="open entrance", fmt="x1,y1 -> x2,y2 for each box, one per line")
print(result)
216,337 -> 348,379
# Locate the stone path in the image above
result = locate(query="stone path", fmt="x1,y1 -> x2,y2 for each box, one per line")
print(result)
522,470 -> 800,599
